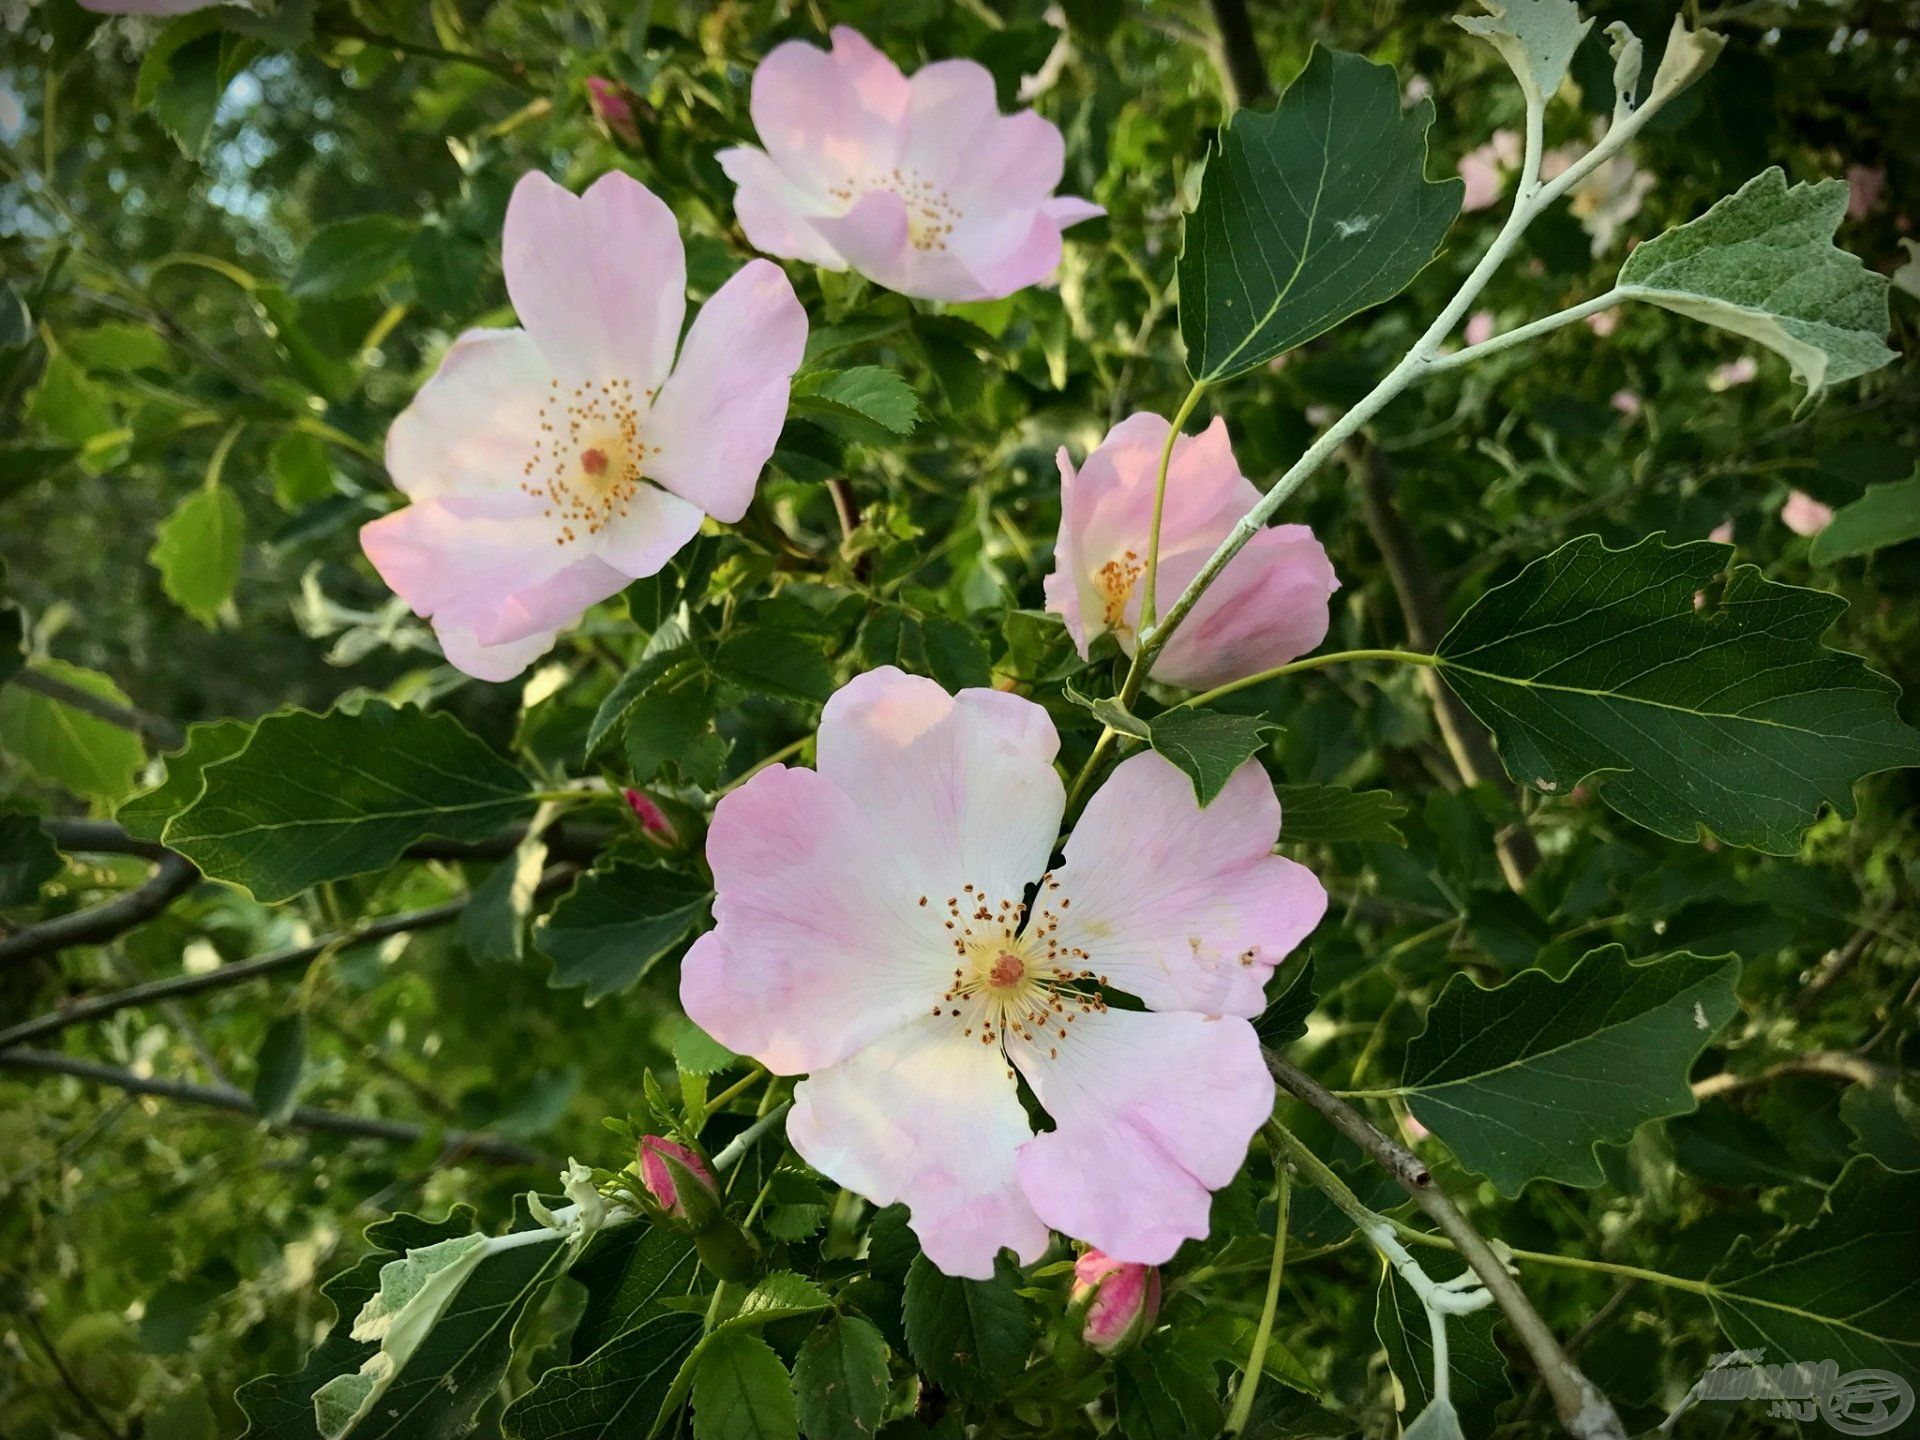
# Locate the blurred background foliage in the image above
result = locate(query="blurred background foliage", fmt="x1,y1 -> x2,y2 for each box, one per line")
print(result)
1,0 -> 1916,1436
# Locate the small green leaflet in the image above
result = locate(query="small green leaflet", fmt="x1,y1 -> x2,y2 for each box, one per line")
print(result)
1255,957 -> 1317,1049
1706,1159 -> 1920,1384
790,365 -> 920,441
691,1332 -> 798,1440
901,1254 -> 1033,1400
1433,534 -> 1920,853
793,1315 -> 890,1440
0,660 -> 146,801
1616,169 -> 1896,394
1177,47 -> 1463,381
1455,0 -> 1592,110
1398,947 -> 1740,1195
1145,709 -> 1276,805
1274,783 -> 1408,845
291,216 -> 418,301
134,13 -> 261,159
1809,477 -> 1920,564
166,703 -> 532,901
535,860 -> 711,1003
151,484 -> 244,625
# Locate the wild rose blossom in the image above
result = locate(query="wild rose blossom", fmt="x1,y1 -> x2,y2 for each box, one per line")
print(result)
718,27 -> 1103,301
1071,1250 -> 1161,1356
1046,413 -> 1338,692
362,172 -> 805,679
1781,490 -> 1834,537
681,667 -> 1325,1277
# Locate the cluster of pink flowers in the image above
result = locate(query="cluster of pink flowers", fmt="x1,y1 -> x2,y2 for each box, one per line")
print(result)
347,27 -> 1333,1279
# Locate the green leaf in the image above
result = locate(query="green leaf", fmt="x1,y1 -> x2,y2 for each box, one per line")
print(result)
135,16 -> 258,159
1146,709 -> 1275,805
456,833 -> 547,964
67,320 -> 169,373
570,1224 -> 702,1358
0,280 -> 28,349
1274,782 -> 1408,845
0,811 -> 61,906
1114,1329 -> 1224,1440
1433,534 -> 1920,853
1842,1083 -> 1920,1173
691,1332 -> 799,1440
1809,477 -> 1920,564
710,628 -> 833,705
1177,47 -> 1463,381
1398,947 -> 1740,1194
901,1253 -> 1031,1400
0,660 -> 146,801
1455,0 -> 1592,111
535,860 -> 711,1003
291,216 -> 417,302
730,1272 -> 832,1329
793,1315 -> 889,1440
1255,957 -> 1317,1049
27,352 -> 115,446
150,484 -> 245,626
622,663 -> 721,781
166,702 -> 531,901
761,1169 -> 830,1243
503,1309 -> 704,1440
586,649 -> 690,757
117,718 -> 251,842
272,431 -> 336,508
1616,169 -> 1896,394
252,1012 -> 308,1125
791,366 -> 920,440
1706,1159 -> 1920,1384
673,1018 -> 739,1078
1374,1256 -> 1512,1437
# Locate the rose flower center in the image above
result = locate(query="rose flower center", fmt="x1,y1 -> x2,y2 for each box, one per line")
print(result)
522,376 -> 659,546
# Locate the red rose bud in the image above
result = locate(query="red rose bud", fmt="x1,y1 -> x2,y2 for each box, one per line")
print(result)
637,1135 -> 720,1228
585,76 -> 643,148
1071,1249 -> 1161,1356
621,787 -> 678,844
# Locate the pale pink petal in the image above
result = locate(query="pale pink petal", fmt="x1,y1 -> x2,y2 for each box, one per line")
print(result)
1044,447 -> 1090,652
1847,164 -> 1885,220
813,667 -> 1063,906
1142,526 -> 1339,692
385,329 -> 549,501
952,211 -> 1066,301
902,58 -> 1015,192
1464,310 -> 1496,347
810,190 -> 985,301
359,492 -> 627,646
1044,196 -> 1106,227
680,763 -> 960,1075
1043,753 -> 1324,1018
750,27 -> 909,192
1708,520 -> 1735,545
1011,1010 -> 1274,1264
644,259 -> 806,524
1780,489 -> 1834,537
590,484 -> 708,580
1708,355 -> 1759,391
435,624 -> 560,682
717,146 -> 845,268
1458,145 -> 1504,213
502,171 -> 685,389
790,1015 -> 1049,1280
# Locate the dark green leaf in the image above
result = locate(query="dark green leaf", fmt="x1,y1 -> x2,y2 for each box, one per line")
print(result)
711,629 -> 833,705
291,216 -> 417,302
691,1331 -> 799,1440
504,1309 -> 703,1440
1434,534 -> 1920,853
1177,47 -> 1463,381
118,718 -> 252,842
272,431 -> 336,509
1114,1329 -> 1223,1440
0,811 -> 61,906
166,702 -> 531,901
1841,1084 -> 1920,1173
1809,477 -> 1920,564
251,1012 -> 308,1126
571,1223 -> 702,1358
1273,783 -> 1408,845
901,1253 -> 1031,1400
1400,947 -> 1741,1194
793,1314 -> 890,1440
1375,1255 -> 1512,1436
1255,957 -> 1316,1048
535,860 -> 710,1003
1143,708 -> 1276,804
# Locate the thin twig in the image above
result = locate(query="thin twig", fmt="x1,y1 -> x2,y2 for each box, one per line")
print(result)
1690,1050 -> 1905,1101
0,1048 -> 547,1167
6,669 -> 184,748
1206,0 -> 1272,107
0,853 -> 201,969
1266,1049 -> 1627,1440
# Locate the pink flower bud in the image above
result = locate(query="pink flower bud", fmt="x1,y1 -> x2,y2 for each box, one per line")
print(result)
638,1136 -> 720,1225
1070,1249 -> 1160,1356
622,787 -> 678,843
1464,310 -> 1495,348
586,76 -> 642,148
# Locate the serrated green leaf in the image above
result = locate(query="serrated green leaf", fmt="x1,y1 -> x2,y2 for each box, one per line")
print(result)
1375,1255 -> 1512,1436
793,1314 -> 889,1440
117,718 -> 251,842
729,1272 -> 831,1328
1114,1329 -> 1224,1440
1255,957 -> 1316,1049
570,1224 -> 702,1358
534,860 -> 710,1003
1433,534 -> 1920,853
1146,709 -> 1275,805
1809,477 -> 1920,564
1705,1159 -> 1920,1385
901,1253 -> 1031,1400
27,352 -> 115,446
710,628 -> 833,705
0,811 -> 61,906
761,1170 -> 829,1243
251,1012 -> 308,1126
791,366 -> 920,440
151,484 -> 244,626
503,1308 -> 703,1440
1177,47 -> 1463,381
1399,947 -> 1740,1194
1273,783 -> 1408,845
692,1332 -> 798,1440
166,702 -> 531,901
0,660 -> 146,801
1617,169 -> 1895,394
272,430 -> 335,508
1455,0 -> 1592,109
673,1018 -> 739,1078
291,216 -> 416,302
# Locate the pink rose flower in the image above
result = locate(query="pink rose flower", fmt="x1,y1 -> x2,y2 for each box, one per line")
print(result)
1044,414 -> 1338,692
1780,490 -> 1834,537
1610,389 -> 1641,417
1456,129 -> 1521,213
681,668 -> 1326,1277
1464,310 -> 1496,347
1847,164 -> 1886,220
361,172 -> 805,680
1071,1249 -> 1161,1356
1708,355 -> 1759,391
717,27 -> 1102,301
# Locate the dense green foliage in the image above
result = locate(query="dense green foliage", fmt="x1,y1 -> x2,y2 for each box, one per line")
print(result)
3,2 -> 1918,1439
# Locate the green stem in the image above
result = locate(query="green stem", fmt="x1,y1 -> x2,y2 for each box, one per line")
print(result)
712,1100 -> 791,1175
1176,648 -> 1437,711
1137,380 -> 1209,634
1062,726 -> 1120,818
1224,1164 -> 1289,1435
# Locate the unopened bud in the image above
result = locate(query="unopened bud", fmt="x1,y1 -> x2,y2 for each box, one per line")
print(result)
1070,1249 -> 1160,1356
621,787 -> 678,844
585,77 -> 643,148
637,1135 -> 720,1228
